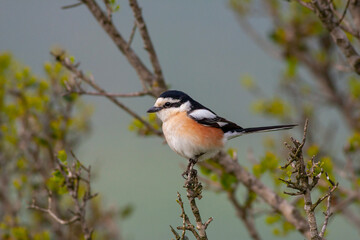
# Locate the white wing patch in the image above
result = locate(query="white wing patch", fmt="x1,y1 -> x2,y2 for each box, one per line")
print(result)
217,122 -> 228,127
189,109 -> 217,120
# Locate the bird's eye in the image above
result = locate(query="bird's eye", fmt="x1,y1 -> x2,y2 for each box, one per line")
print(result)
164,102 -> 171,108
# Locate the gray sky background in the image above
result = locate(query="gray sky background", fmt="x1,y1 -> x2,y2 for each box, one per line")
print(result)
0,0 -> 355,239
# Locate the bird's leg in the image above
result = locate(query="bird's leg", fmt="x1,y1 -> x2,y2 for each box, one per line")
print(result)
183,158 -> 203,199
182,158 -> 197,179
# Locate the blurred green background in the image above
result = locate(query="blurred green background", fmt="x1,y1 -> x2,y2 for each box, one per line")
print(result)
1,0 -> 354,239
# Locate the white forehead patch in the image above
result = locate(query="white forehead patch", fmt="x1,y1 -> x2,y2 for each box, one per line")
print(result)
154,97 -> 181,107
189,109 -> 217,120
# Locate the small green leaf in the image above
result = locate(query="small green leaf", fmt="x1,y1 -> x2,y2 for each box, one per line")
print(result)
265,214 -> 281,225
120,204 -> 134,219
220,173 -> 237,190
57,150 -> 67,163
69,56 -> 75,64
253,164 -> 262,178
307,144 -> 319,157
349,76 -> 360,99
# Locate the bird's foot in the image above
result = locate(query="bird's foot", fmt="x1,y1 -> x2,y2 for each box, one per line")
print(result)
182,159 -> 197,179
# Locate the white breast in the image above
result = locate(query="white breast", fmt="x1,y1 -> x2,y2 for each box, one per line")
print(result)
162,120 -> 195,159
162,113 -> 224,161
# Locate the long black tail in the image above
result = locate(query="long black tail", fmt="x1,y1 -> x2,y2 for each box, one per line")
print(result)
241,124 -> 297,134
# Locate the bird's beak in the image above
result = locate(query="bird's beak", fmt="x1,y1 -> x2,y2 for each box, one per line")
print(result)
147,106 -> 162,113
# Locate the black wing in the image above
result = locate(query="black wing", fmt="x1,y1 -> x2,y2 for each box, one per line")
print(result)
187,108 -> 243,133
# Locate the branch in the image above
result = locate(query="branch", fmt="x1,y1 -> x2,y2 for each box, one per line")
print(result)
29,152 -> 97,240
51,52 -> 162,137
281,120 -> 339,240
294,0 -> 315,11
64,89 -> 150,98
55,156 -> 96,240
311,185 -> 338,212
80,0 -> 166,96
127,21 -> 137,50
172,162 -> 213,240
103,0 -> 112,19
338,0 -> 351,25
170,225 -> 181,240
62,2 -> 83,9
28,193 -> 79,225
227,190 -> 261,240
214,151 -> 311,239
184,161 -> 212,240
319,192 -> 333,238
175,192 -> 200,240
349,0 -> 360,29
311,0 -> 360,74
128,0 -> 166,90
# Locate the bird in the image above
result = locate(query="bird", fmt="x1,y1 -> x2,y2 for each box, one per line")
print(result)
147,90 -> 296,175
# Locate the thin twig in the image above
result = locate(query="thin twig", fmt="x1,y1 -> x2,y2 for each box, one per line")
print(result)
127,22 -> 137,50
128,0 -> 166,91
294,0 -> 315,11
338,0 -> 351,25
319,192 -> 333,238
312,0 -> 360,75
65,89 -> 150,98
227,190 -> 261,240
103,0 -> 112,19
311,184 -> 338,211
62,2 -> 83,9
81,0 -> 166,95
170,225 -> 181,240
28,195 -> 79,225
51,52 -> 162,137
215,150 -> 311,239
176,192 -> 200,239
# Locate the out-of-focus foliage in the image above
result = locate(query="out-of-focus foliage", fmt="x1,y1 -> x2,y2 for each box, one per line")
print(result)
197,0 -> 360,238
129,113 -> 160,136
0,52 -> 125,240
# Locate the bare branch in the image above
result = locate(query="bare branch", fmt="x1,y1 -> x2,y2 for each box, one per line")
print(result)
175,192 -> 200,240
311,184 -> 338,211
51,52 -> 162,137
103,0 -> 112,19
338,0 -> 351,25
80,0 -> 166,95
311,0 -> 360,74
62,2 -> 83,9
29,152 -> 98,240
172,162 -> 212,240
170,225 -> 181,240
184,162 -> 210,240
128,0 -> 166,90
349,0 -> 360,29
28,195 -> 79,225
65,89 -> 150,98
214,151 -> 311,239
294,0 -> 315,11
227,190 -> 261,240
127,22 -> 137,50
319,192 -> 334,238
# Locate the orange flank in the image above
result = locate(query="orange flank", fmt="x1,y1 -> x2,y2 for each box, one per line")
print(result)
164,112 -> 224,149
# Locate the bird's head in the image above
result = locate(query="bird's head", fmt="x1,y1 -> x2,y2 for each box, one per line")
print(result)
147,90 -> 192,122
